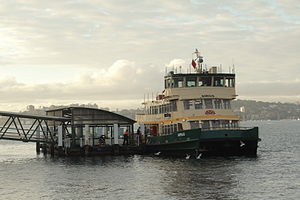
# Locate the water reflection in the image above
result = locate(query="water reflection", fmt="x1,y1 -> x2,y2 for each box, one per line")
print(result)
145,157 -> 240,199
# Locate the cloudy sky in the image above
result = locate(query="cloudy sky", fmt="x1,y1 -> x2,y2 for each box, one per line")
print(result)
0,0 -> 299,111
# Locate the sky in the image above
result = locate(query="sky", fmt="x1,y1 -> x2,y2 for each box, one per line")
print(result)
0,0 -> 299,111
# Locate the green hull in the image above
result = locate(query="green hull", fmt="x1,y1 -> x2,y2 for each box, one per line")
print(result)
145,127 -> 259,157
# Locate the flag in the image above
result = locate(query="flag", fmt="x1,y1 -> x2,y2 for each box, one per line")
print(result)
191,59 -> 197,69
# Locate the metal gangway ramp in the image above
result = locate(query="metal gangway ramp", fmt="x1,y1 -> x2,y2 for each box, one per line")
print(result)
0,111 -> 70,144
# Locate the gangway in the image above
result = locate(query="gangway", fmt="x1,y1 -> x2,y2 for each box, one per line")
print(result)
0,111 -> 70,144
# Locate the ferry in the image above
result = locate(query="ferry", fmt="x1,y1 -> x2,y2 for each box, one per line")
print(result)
136,49 -> 259,157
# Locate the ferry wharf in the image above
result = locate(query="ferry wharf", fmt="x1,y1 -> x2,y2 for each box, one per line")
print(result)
0,107 -> 144,156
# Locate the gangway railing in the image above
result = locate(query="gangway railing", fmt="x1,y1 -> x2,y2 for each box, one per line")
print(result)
0,111 -> 70,144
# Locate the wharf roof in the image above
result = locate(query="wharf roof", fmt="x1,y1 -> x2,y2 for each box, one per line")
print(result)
46,107 -> 136,124
0,111 -> 70,121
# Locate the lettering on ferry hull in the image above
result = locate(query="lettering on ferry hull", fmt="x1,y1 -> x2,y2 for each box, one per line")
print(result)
205,110 -> 216,115
201,95 -> 215,98
177,132 -> 185,137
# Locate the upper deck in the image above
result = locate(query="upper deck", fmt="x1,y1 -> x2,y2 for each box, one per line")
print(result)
162,70 -> 236,101
164,70 -> 235,89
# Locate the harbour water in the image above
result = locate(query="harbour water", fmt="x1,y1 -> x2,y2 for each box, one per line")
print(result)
0,120 -> 299,200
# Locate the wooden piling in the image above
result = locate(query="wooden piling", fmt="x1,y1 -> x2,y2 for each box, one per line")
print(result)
36,142 -> 40,154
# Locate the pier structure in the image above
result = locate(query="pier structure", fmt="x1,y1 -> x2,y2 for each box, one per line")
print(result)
46,107 -> 136,156
0,107 -> 137,156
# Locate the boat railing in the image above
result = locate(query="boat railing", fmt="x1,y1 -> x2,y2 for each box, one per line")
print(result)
201,127 -> 255,131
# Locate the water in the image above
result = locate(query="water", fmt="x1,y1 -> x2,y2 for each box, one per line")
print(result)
0,120 -> 299,200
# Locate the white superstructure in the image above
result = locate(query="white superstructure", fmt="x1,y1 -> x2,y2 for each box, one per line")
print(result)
136,50 -> 239,136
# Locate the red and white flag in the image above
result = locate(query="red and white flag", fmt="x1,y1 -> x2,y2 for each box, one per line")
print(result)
191,59 -> 197,69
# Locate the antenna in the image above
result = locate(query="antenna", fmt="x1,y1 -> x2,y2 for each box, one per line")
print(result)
231,58 -> 235,73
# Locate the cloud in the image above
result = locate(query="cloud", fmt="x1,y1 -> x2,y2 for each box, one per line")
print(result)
0,60 -> 164,110
166,59 -> 186,68
0,0 -> 300,110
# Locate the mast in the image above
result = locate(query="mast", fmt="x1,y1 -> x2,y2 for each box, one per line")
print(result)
193,49 -> 204,73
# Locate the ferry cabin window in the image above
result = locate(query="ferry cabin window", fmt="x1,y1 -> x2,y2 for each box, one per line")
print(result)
231,120 -> 238,128
178,123 -> 183,131
223,100 -> 231,109
202,121 -> 210,129
199,77 -> 212,86
186,77 -> 196,87
163,124 -> 178,135
204,99 -> 213,109
225,78 -> 235,87
211,120 -> 220,129
162,104 -> 166,113
190,121 -> 199,129
198,80 -> 203,87
174,78 -> 184,88
221,120 -> 230,128
214,99 -> 222,109
195,100 -> 203,109
165,79 -> 172,88
214,77 -> 224,87
174,124 -> 178,132
183,100 -> 194,110
170,101 -> 177,112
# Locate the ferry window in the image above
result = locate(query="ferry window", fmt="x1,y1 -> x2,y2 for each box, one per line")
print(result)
184,100 -> 194,110
225,78 -> 235,87
204,99 -> 213,109
214,77 -> 224,87
174,78 -> 184,88
214,99 -> 222,109
211,121 -> 220,129
200,77 -> 212,86
167,125 -> 171,134
170,124 -> 173,134
174,124 -> 178,132
195,100 -> 203,109
165,79 -> 172,88
202,121 -> 210,129
178,123 -> 183,131
162,104 -> 165,113
190,121 -> 199,129
223,100 -> 231,109
183,100 -> 189,110
159,105 -> 162,114
221,120 -> 230,128
170,101 -> 177,112
165,104 -> 170,113
231,120 -> 238,128
198,80 -> 203,87
186,77 -> 196,87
